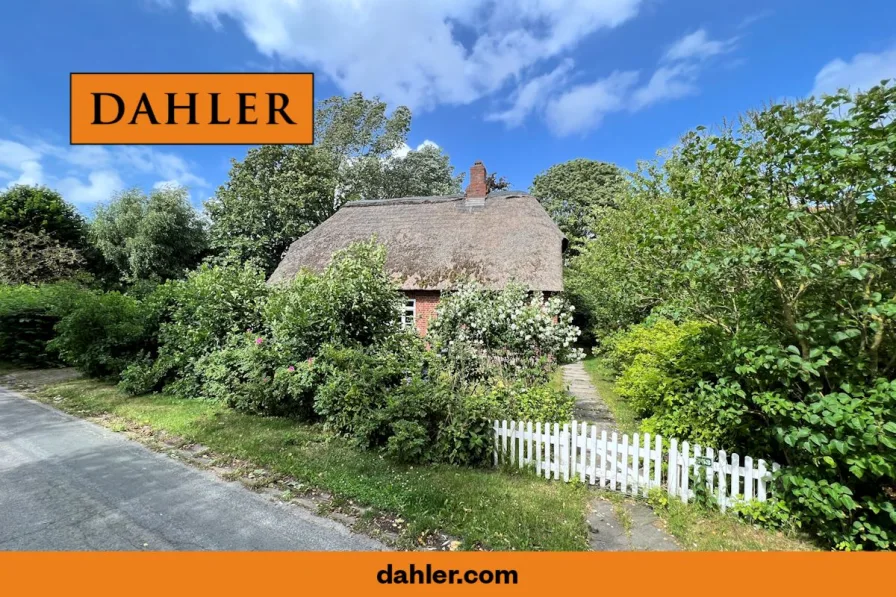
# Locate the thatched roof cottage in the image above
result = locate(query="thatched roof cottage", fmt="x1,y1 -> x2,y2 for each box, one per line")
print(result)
268,161 -> 567,334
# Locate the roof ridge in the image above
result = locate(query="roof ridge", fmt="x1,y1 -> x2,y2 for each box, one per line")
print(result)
343,195 -> 464,208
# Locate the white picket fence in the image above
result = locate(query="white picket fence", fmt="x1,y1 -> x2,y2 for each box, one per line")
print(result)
493,419 -> 779,511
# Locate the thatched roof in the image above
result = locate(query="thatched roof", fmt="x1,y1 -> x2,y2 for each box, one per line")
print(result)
268,190 -> 566,291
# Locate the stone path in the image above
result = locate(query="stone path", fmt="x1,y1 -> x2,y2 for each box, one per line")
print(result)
587,497 -> 680,551
561,361 -> 616,433
562,361 -> 681,551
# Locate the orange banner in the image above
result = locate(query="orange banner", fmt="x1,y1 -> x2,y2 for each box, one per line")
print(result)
0,552 -> 892,596
70,73 -> 314,145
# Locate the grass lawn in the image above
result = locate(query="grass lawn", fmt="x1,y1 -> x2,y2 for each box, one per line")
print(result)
648,494 -> 818,551
32,377 -> 591,551
581,355 -> 639,435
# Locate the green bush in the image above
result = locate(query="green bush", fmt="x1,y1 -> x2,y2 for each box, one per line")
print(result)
127,262 -> 269,397
198,333 -> 321,420
602,318 -> 750,446
0,283 -> 86,367
49,291 -> 153,378
312,337 -> 503,466
474,380 -> 574,424
265,239 -> 402,356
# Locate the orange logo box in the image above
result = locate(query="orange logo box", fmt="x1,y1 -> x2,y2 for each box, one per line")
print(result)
70,73 -> 314,145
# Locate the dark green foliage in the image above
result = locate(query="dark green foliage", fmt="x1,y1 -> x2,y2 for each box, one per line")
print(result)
0,284 -> 84,367
265,239 -> 402,354
0,185 -> 87,248
312,337 -> 501,466
0,185 -> 99,284
49,291 -> 154,378
530,159 -> 625,250
206,145 -> 339,274
119,262 -> 269,397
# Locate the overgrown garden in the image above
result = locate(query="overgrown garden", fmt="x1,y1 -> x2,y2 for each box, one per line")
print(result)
2,84 -> 894,551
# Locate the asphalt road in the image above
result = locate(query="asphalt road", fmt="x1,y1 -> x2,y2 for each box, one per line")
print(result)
0,387 -> 385,551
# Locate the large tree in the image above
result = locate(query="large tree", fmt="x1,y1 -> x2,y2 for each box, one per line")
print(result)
0,184 -> 88,250
91,185 -> 207,284
376,143 -> 464,199
0,184 -> 97,284
206,145 -> 339,273
530,159 -> 625,248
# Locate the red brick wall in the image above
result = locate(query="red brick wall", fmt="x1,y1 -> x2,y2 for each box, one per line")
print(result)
405,290 -> 440,335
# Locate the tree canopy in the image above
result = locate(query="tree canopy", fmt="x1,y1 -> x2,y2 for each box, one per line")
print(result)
530,159 -> 625,248
91,185 -> 207,284
0,184 -> 88,249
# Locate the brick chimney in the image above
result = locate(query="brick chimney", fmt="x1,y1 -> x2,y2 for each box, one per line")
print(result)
465,161 -> 488,198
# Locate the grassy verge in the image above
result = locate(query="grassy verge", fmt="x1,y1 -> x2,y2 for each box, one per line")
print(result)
581,355 -> 638,435
32,377 -> 590,551
647,493 -> 818,551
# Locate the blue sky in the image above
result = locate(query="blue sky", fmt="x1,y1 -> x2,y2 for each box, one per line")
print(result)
1,0 -> 895,213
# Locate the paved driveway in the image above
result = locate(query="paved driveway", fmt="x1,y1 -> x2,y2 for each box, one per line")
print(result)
0,387 -> 385,551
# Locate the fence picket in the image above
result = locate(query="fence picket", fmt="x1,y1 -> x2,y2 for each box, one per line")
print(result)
631,433 -> 640,496
599,430 -> 608,488
609,432 -> 618,491
744,456 -> 754,501
619,434 -> 629,495
668,438 -> 678,499
589,425 -> 597,485
717,449 -> 727,511
757,459 -> 767,502
730,453 -> 740,500
680,441 -> 690,502
705,447 -> 715,496
553,423 -> 561,480
578,423 -> 587,483
653,434 -> 662,490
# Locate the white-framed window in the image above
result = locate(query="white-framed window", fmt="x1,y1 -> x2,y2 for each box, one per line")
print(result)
399,298 -> 417,330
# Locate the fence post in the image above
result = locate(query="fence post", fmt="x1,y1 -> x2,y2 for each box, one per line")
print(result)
680,441 -> 690,503
654,434 -> 662,491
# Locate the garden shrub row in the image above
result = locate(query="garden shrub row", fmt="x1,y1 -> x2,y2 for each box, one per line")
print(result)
0,239 -> 578,468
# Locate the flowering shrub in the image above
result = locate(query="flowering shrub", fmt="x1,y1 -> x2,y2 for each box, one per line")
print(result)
428,282 -> 583,384
198,332 -> 321,419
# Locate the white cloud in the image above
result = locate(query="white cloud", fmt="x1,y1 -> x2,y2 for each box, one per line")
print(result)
662,29 -> 737,63
185,0 -> 643,110
391,139 -> 440,159
630,63 -> 698,110
0,137 -> 207,206
811,46 -> 896,97
486,59 -> 574,127
544,70 -> 639,136
57,171 -> 126,206
488,25 -> 734,136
